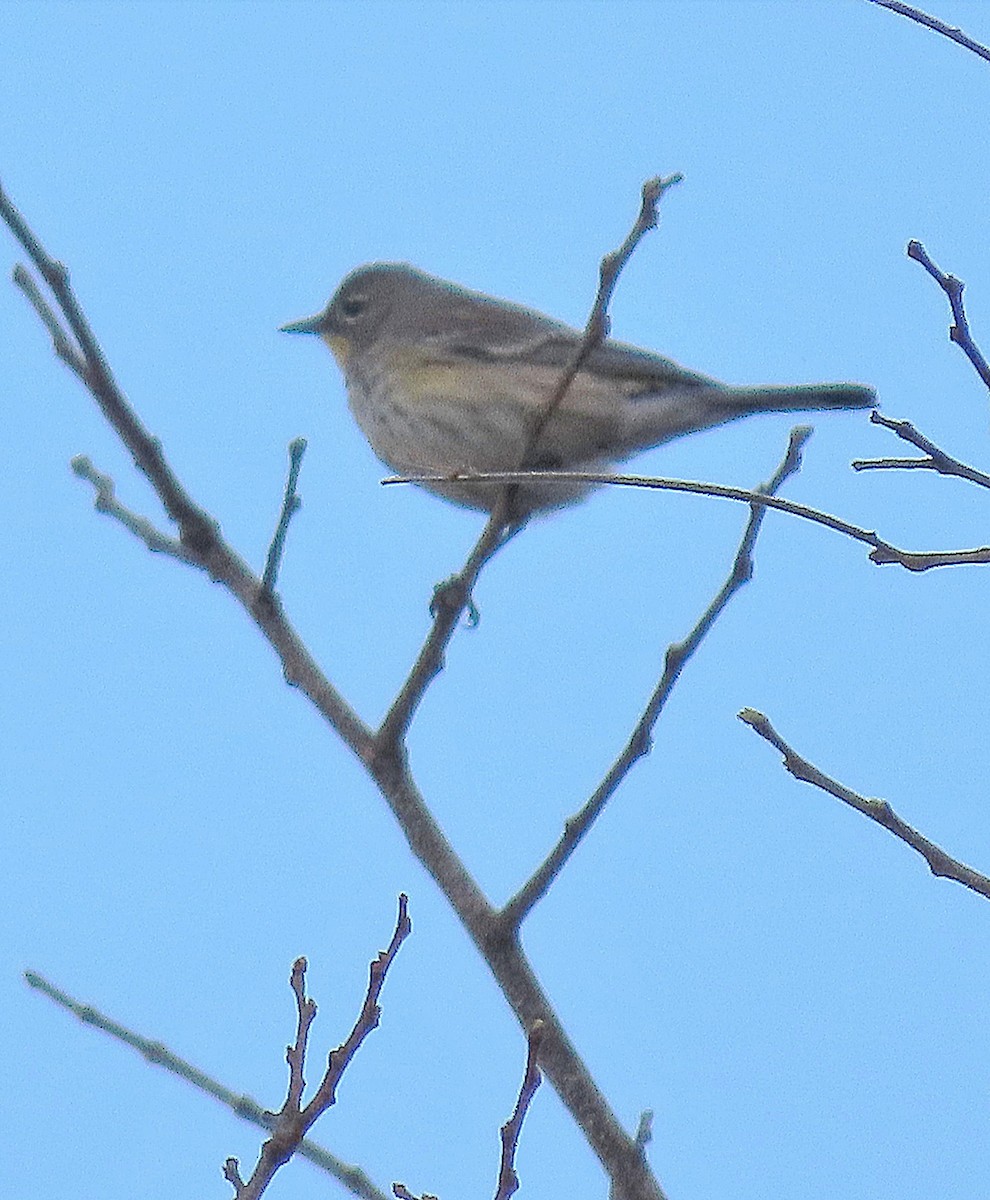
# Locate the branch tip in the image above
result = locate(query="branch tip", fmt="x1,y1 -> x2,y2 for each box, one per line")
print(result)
261,438 -> 309,595
867,1 -> 990,64
743,709 -> 990,901
904,240 -> 990,391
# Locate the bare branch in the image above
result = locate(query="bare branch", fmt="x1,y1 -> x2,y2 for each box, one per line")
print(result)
3,181 -> 373,752
524,174 -> 682,457
494,1022 -> 545,1200
303,894 -> 411,1117
2,180 -> 220,553
262,437 -> 308,594
224,1159 -> 247,1191
866,1 -> 990,65
23,970 -> 390,1200
905,240 -> 990,392
286,956 -> 318,1113
226,896 -> 411,1200
70,456 -> 198,564
868,545 -> 990,568
386,463 -> 990,573
375,507 -> 512,747
739,710 -> 990,902
12,264 -> 88,380
501,427 -> 813,927
3,178 -> 675,1200
69,445 -> 374,747
853,411 -> 990,488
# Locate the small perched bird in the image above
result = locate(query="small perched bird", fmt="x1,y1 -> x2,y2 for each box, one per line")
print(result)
282,263 -> 874,518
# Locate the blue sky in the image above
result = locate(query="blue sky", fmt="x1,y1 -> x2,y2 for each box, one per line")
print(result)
4,2 -> 990,1198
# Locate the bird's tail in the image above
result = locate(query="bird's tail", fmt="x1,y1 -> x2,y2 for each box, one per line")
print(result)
727,382 -> 875,412
621,380 -> 875,452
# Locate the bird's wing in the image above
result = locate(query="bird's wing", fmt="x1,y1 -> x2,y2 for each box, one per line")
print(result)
430,297 -> 720,393
581,337 -> 720,392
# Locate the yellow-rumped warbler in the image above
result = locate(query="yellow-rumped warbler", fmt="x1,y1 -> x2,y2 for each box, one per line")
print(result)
282,263 -> 874,517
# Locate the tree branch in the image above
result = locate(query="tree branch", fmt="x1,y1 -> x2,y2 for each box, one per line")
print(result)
23,970 -> 390,1200
853,410 -> 990,488
71,455 -> 198,564
225,896 -> 411,1200
866,1 -> 990,66
502,426 -> 812,928
739,710 -> 990,901
494,1022 -> 545,1200
13,263 -> 88,379
2,181 -> 220,553
375,506 -> 512,748
524,174 -> 682,455
386,462 -> 990,573
905,239 -> 990,392
262,437 -> 308,594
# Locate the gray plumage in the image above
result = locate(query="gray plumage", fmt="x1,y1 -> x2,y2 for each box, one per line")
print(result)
282,263 -> 875,515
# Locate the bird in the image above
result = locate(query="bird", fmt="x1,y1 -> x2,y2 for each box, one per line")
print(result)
281,262 -> 874,519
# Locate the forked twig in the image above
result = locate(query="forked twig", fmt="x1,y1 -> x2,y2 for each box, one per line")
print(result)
12,263 -> 87,377
225,896 -> 411,1200
853,411 -> 990,488
23,970 -> 390,1200
70,455 -> 197,563
2,182 -> 219,552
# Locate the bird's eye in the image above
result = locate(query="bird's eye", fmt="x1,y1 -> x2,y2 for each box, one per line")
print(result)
340,295 -> 368,320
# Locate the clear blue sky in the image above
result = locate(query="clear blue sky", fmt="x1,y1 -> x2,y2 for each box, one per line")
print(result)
4,3 -> 990,1198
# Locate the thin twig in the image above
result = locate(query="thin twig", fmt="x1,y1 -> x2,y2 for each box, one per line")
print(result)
262,437 -> 308,594
12,264 -> 88,379
386,464 -> 990,573
866,0 -> 990,65
375,506 -> 511,748
23,971 -> 390,1200
303,894 -> 411,1116
501,427 -> 812,928
70,456 -> 198,564
524,175 -> 682,457
611,1114 -> 653,1200
739,709 -> 990,901
494,1022 -> 545,1200
853,410 -> 990,488
285,956 -> 317,1113
2,180 -> 220,553
226,897 -> 411,1200
906,240 -> 990,392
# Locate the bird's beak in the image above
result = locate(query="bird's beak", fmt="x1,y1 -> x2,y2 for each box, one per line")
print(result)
279,312 -> 327,335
